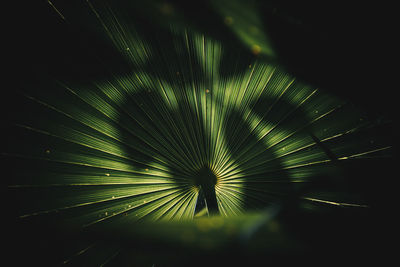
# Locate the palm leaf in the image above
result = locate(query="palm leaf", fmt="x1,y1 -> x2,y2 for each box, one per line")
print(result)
7,0 -> 394,265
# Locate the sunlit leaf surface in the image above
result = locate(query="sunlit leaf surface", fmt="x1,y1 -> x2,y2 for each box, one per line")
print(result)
7,0 -> 394,265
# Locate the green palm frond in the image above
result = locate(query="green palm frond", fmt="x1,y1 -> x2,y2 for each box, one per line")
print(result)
7,0 -> 394,265
9,0 -> 391,222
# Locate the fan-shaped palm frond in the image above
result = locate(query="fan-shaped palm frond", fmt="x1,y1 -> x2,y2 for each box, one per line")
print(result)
7,0 -> 394,265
